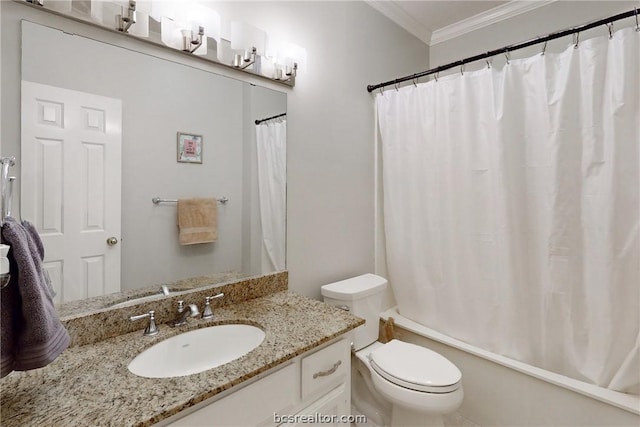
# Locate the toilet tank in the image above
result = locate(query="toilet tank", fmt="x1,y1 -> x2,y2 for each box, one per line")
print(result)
321,274 -> 388,351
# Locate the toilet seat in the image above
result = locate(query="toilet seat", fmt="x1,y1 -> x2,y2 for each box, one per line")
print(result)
369,340 -> 461,394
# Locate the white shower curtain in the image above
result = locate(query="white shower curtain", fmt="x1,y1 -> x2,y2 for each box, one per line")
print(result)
377,28 -> 639,393
256,119 -> 286,272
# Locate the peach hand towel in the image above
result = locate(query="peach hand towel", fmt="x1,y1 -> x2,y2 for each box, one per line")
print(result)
177,198 -> 218,245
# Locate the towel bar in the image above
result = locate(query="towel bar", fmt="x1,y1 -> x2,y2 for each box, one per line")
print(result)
152,196 -> 229,205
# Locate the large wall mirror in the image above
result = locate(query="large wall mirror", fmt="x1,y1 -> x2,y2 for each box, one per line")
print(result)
19,21 -> 287,309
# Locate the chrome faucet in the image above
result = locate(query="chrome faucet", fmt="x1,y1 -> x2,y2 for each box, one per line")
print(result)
202,293 -> 224,319
171,300 -> 200,327
130,310 -> 159,336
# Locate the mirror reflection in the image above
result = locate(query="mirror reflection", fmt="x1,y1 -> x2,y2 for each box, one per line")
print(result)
20,21 -> 287,306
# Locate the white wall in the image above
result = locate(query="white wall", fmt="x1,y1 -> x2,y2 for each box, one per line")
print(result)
0,3 -> 2,157
210,2 -> 429,299
1,1 -> 429,299
430,1 -> 639,70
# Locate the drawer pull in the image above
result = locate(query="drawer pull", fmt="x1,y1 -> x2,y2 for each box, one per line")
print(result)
313,360 -> 342,379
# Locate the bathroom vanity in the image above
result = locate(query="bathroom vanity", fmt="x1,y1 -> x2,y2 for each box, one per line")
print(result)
0,273 -> 363,427
163,338 -> 351,426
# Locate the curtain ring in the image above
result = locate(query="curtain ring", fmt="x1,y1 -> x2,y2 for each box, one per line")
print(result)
541,41 -> 547,56
635,7 -> 639,32
504,51 -> 510,64
394,81 -> 399,91
607,22 -> 614,39
434,72 -> 439,82
573,32 -> 580,49
460,64 -> 465,76
413,77 -> 418,87
379,87 -> 384,96
486,58 -> 492,69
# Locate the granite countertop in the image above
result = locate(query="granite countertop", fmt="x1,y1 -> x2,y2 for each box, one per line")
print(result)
0,291 -> 364,427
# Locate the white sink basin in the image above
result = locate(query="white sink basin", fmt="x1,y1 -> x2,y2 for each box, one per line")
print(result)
128,324 -> 265,378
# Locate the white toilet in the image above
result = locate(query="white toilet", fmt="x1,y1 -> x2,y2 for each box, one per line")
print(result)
322,274 -> 463,427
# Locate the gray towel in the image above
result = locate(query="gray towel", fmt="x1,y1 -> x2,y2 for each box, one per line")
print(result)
22,221 -> 56,299
1,251 -> 19,377
0,217 -> 70,377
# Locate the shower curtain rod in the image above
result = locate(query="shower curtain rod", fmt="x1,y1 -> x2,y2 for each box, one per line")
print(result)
255,113 -> 286,125
367,8 -> 639,93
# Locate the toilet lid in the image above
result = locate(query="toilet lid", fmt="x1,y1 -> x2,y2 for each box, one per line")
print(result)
369,340 -> 462,393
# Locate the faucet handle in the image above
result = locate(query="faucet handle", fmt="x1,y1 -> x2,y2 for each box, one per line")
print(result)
130,310 -> 159,337
202,293 -> 224,319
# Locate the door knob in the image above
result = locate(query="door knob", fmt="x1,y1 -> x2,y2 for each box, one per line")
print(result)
106,237 -> 119,246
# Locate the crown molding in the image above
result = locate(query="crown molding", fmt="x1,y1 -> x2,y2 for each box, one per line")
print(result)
430,0 -> 558,46
366,0 -> 433,45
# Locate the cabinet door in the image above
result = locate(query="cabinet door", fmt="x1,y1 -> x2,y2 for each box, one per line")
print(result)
289,384 -> 350,427
167,363 -> 299,427
301,339 -> 349,400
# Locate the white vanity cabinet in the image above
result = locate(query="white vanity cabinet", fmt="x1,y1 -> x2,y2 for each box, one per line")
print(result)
288,383 -> 350,427
163,337 -> 351,427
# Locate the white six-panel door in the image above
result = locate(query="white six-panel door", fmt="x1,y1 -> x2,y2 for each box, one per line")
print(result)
21,81 -> 122,303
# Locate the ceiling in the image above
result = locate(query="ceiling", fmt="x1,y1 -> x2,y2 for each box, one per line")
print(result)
366,1 -> 553,45
395,1 -> 507,28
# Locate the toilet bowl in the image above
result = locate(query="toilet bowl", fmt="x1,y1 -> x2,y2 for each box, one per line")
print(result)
357,340 -> 463,426
351,357 -> 392,427
322,274 -> 464,427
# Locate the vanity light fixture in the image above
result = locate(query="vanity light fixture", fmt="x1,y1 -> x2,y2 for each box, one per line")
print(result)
231,21 -> 265,72
264,41 -> 305,82
117,0 -> 137,33
286,63 -> 298,79
20,0 -> 304,88
233,47 -> 257,69
156,2 -> 220,57
274,62 -> 297,82
182,26 -> 205,53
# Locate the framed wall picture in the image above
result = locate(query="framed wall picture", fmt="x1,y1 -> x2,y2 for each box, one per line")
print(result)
177,132 -> 203,163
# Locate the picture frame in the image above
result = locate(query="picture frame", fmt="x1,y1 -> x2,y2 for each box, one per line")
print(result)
177,132 -> 203,163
